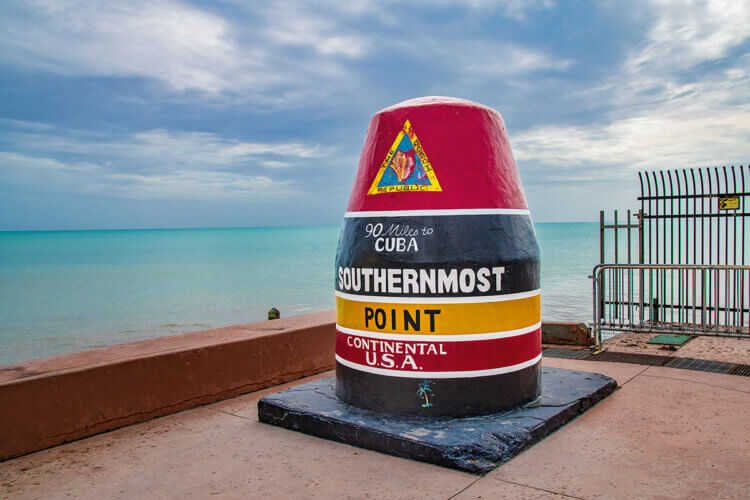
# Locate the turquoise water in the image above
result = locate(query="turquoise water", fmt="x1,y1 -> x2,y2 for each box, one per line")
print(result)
0,223 -> 598,365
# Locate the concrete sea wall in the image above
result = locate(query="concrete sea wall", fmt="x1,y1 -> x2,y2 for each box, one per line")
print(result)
0,311 -> 335,461
0,311 -> 589,461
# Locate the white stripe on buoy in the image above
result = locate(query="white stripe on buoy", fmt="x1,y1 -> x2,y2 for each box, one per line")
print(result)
344,208 -> 530,218
335,322 -> 541,342
335,353 -> 542,378
334,289 -> 540,304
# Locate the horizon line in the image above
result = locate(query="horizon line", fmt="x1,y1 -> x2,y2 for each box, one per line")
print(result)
0,220 -> 600,233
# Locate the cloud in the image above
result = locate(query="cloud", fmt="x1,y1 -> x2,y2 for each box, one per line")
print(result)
425,0 -> 555,20
0,121 -> 332,199
126,129 -> 331,167
260,3 -> 369,59
1,0 -> 747,227
0,0 -> 371,99
512,0 -> 749,185
606,0 -> 750,111
104,170 -> 292,200
0,0 -> 569,103
0,0 -> 264,93
0,150 -> 296,200
0,150 -> 97,173
463,43 -> 573,76
627,0 -> 749,72
513,110 -> 750,180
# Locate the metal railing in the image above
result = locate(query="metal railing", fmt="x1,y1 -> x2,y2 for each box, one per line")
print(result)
592,263 -> 750,345
598,210 -> 643,322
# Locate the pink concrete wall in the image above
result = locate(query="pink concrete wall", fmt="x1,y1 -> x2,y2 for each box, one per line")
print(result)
0,311 -> 335,461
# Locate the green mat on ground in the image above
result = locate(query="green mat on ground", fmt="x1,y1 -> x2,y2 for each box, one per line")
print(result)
647,334 -> 691,346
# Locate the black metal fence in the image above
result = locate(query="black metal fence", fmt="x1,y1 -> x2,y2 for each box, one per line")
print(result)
638,166 -> 748,267
594,165 -> 749,342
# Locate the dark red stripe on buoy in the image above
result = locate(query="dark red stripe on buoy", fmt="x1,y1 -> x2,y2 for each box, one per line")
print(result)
335,328 -> 541,377
347,98 -> 527,212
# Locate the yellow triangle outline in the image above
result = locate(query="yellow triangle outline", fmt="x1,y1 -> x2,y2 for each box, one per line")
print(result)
367,119 -> 442,195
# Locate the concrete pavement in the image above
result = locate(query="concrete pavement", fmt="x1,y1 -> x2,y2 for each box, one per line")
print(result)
2,357 -> 748,499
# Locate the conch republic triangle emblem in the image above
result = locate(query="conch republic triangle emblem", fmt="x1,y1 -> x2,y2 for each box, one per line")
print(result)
367,120 -> 442,195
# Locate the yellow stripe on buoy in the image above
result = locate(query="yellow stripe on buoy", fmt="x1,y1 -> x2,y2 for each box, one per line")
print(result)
335,294 -> 540,335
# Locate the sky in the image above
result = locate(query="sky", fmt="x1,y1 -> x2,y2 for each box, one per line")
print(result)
0,0 -> 748,230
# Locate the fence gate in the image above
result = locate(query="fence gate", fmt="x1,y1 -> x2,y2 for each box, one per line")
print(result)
593,165 -> 749,343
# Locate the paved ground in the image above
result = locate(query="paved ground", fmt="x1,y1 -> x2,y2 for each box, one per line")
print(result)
603,332 -> 750,364
1,357 -> 748,499
675,336 -> 750,364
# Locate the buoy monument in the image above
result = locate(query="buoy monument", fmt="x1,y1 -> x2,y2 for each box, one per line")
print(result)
334,97 -> 541,416
259,97 -> 616,473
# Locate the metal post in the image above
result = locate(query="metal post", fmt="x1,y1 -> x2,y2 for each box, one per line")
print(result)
714,268 -> 720,333
591,267 -> 601,346
638,210 -> 645,325
599,210 -> 605,321
613,210 -> 619,320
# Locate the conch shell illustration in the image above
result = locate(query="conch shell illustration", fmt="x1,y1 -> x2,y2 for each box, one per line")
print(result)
389,149 -> 416,183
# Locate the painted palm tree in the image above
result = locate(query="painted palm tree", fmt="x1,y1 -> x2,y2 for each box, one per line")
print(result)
417,381 -> 433,407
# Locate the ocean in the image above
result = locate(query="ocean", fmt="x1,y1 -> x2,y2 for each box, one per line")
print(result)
0,223 -> 598,365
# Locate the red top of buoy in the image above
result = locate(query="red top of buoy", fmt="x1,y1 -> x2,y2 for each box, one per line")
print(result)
346,96 -> 528,212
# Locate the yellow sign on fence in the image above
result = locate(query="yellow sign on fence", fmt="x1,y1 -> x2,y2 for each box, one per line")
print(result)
718,197 -> 740,210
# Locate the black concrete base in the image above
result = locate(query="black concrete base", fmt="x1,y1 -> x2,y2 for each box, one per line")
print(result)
258,367 -> 617,474
335,360 -> 541,417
